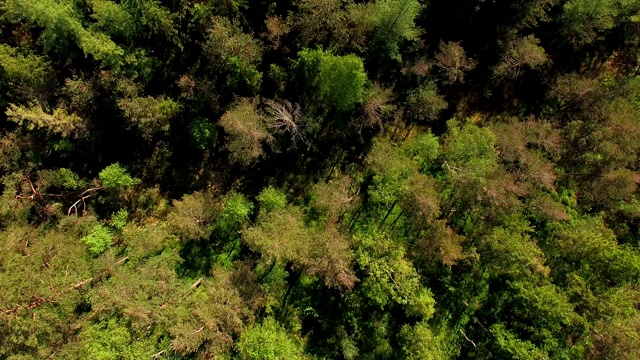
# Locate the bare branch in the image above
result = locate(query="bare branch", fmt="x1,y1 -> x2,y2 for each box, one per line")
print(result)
459,329 -> 477,348
191,278 -> 203,289
71,278 -> 93,290
264,99 -> 307,147
67,186 -> 102,216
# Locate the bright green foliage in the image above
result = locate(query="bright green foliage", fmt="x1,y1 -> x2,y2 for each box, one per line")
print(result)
371,0 -> 423,60
398,322 -> 449,360
79,29 -> 126,67
219,192 -> 254,234
83,224 -> 112,256
58,168 -> 81,189
355,231 -> 436,319
110,209 -> 128,230
318,51 -> 367,112
0,224 -> 93,357
4,0 -> 125,67
442,119 -> 497,167
39,168 -> 82,190
491,323 -> 549,359
6,102 -> 85,137
442,119 -> 499,190
3,0 -> 82,51
88,0 -> 137,39
118,95 -> 180,140
99,163 -> 138,189
366,138 -> 417,205
0,44 -> 49,93
401,132 -> 440,170
481,224 -> 550,278
78,318 -> 158,359
548,217 -> 640,288
504,280 -> 585,357
295,48 -> 368,112
235,317 -> 306,360
256,186 -> 287,214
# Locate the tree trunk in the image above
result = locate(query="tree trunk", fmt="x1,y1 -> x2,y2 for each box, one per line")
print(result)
385,0 -> 412,37
378,200 -> 397,230
258,259 -> 277,282
348,202 -> 365,230
224,238 -> 239,260
391,122 -> 400,141
281,267 -> 302,310
224,221 -> 239,239
402,123 -> 415,142
389,209 -> 405,231
325,149 -> 344,180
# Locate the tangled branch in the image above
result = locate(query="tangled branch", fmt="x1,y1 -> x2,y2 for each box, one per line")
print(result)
67,186 -> 101,216
265,99 -> 307,147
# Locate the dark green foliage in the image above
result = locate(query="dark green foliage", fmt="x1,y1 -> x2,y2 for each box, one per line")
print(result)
405,82 -> 448,122
1,0 -> 640,358
188,118 -> 217,150
204,16 -> 263,92
118,95 -> 180,140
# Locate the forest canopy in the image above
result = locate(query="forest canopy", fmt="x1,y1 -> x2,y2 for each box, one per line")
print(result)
1,0 -> 640,358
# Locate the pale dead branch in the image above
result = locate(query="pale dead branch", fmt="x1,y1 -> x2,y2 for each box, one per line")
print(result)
264,99 -> 307,147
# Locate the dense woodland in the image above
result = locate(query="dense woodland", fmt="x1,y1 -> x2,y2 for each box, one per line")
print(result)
2,0 -> 640,358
